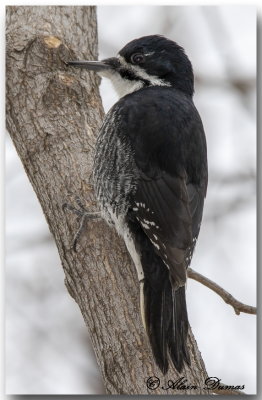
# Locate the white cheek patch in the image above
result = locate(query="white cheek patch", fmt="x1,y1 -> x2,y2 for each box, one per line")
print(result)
98,68 -> 144,98
117,55 -> 171,89
99,55 -> 171,99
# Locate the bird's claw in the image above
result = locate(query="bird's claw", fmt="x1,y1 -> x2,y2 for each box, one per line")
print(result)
63,198 -> 100,251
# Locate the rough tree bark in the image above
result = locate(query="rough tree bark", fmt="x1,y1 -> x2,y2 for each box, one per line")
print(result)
6,6 -> 210,394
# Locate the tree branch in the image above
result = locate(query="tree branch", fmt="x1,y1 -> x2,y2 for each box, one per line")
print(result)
187,268 -> 256,315
212,383 -> 246,395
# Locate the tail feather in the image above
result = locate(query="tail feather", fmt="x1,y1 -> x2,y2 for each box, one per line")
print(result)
142,277 -> 190,374
143,278 -> 171,374
168,286 -> 190,372
125,216 -> 190,374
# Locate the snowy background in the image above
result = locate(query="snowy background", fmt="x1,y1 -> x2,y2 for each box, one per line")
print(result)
6,5 -> 256,395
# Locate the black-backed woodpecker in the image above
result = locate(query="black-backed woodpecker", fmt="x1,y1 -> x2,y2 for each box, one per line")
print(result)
68,35 -> 208,374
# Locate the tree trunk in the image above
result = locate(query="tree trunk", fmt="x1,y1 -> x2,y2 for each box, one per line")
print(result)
6,6 -> 210,394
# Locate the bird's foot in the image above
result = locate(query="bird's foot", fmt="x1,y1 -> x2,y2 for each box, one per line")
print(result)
62,197 -> 100,252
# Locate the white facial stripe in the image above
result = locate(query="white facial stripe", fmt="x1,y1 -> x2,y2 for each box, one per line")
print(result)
144,51 -> 155,56
117,55 -> 171,88
99,68 -> 144,98
99,54 -> 171,98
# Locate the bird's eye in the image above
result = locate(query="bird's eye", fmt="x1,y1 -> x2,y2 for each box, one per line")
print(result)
130,53 -> 145,64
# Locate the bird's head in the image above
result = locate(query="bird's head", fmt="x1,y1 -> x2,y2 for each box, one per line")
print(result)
68,35 -> 194,98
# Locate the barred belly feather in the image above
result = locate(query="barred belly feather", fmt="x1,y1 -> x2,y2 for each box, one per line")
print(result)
93,107 -> 137,232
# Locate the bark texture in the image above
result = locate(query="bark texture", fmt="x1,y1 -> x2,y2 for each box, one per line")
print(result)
6,6 -> 210,394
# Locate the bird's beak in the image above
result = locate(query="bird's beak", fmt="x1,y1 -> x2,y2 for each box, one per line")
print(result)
67,60 -> 111,72
67,57 -> 120,72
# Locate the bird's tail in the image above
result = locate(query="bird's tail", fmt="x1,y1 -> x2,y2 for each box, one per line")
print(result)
141,272 -> 190,374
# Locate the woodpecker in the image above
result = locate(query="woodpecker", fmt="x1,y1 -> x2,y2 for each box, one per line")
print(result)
68,35 -> 208,374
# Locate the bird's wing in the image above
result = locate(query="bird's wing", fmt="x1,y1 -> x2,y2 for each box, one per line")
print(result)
116,87 -> 207,288
130,169 -> 205,288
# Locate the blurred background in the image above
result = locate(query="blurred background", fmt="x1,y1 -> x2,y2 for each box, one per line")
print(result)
6,5 -> 256,395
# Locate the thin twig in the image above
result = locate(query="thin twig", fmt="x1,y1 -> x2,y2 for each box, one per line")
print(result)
187,268 -> 256,315
212,382 -> 246,395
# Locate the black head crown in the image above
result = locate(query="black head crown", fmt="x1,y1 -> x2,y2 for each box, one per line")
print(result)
68,35 -> 194,97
